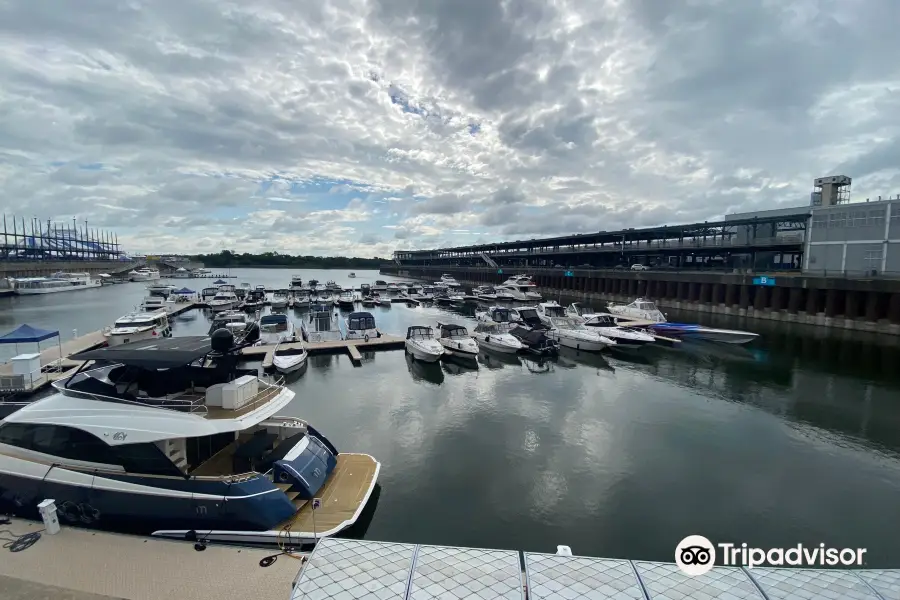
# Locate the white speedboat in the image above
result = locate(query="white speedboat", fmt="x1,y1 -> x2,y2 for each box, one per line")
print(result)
0,333 -> 379,546
317,290 -> 333,303
147,283 -> 176,296
337,290 -> 355,310
12,272 -> 102,295
606,298 -> 666,322
103,309 -> 171,346
237,283 -> 252,299
419,286 -> 436,301
208,286 -> 239,311
536,301 -> 566,326
492,286 -> 522,301
436,323 -> 479,359
270,290 -> 290,309
141,295 -> 167,312
385,283 -> 401,296
271,341 -> 307,374
243,289 -> 266,311
546,316 -> 615,352
208,310 -> 251,336
289,275 -> 304,293
501,275 -> 542,301
437,274 -> 461,289
348,272 -> 356,279
475,306 -> 513,323
301,303 -> 342,342
128,268 -> 160,282
472,321 -> 523,354
293,289 -> 311,309
567,304 -> 655,349
373,280 -> 388,293
648,322 -> 760,345
473,286 -> 498,301
405,326 -> 444,362
345,311 -> 378,341
258,313 -> 296,344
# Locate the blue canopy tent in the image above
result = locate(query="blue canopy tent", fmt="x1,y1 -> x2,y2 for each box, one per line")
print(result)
174,288 -> 195,295
213,279 -> 227,285
0,324 -> 62,369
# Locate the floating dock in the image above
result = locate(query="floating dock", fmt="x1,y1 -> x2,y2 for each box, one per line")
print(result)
241,332 -> 405,368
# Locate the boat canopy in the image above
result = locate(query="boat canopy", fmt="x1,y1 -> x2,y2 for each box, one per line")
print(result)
488,307 -> 511,322
406,326 -> 433,339
260,314 -> 288,325
438,323 -> 468,338
347,312 -> 375,330
543,304 -> 566,317
510,326 -> 551,345
70,336 -> 212,369
569,303 -> 594,316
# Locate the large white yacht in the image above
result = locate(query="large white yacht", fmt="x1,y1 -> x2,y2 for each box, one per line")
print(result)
500,275 -> 542,300
566,303 -> 656,349
436,274 -> 462,289
103,309 -> 172,346
0,334 -> 380,545
128,268 -> 160,282
12,272 -> 102,295
289,275 -> 304,293
606,298 -> 666,322
536,301 -> 567,326
208,285 -> 239,311
301,303 -> 342,342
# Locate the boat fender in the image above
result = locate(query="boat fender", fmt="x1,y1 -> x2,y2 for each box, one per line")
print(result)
364,334 -> 369,342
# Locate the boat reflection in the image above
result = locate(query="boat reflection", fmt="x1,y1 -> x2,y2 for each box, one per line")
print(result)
477,350 -> 521,370
521,357 -> 555,374
442,354 -> 479,375
558,346 -> 615,373
405,352 -> 445,385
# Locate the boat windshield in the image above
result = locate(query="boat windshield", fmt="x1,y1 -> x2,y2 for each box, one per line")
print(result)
114,319 -> 158,328
440,325 -> 468,338
544,305 -> 566,317
553,317 -> 584,329
348,315 -> 376,330
491,308 -> 511,321
260,315 -> 288,331
518,308 -> 538,320
637,301 -> 658,311
407,327 -> 433,339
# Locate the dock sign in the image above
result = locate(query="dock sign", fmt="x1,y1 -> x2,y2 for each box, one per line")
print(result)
497,269 -> 503,274
752,276 -> 776,286
564,270 -> 574,277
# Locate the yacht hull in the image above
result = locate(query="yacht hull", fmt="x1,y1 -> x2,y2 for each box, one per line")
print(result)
405,340 -> 443,362
15,281 -> 102,295
551,333 -> 609,352
273,353 -> 307,374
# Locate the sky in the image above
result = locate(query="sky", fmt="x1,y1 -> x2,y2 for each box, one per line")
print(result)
1,0 -> 899,258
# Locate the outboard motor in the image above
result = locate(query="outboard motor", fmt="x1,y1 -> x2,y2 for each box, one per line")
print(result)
241,322 -> 260,345
210,328 -> 235,353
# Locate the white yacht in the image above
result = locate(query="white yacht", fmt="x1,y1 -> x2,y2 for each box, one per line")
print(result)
301,303 -> 342,342
501,275 -> 542,300
103,309 -> 171,346
147,283 -> 176,296
472,321 -> 523,354
128,268 -> 160,282
373,280 -> 388,293
0,334 -> 379,545
546,316 -> 615,352
405,326 -> 444,362
208,310 -> 251,337
345,311 -> 378,341
289,275 -> 304,293
257,313 -> 297,345
475,306 -> 513,323
419,286 -> 436,301
492,286 -> 523,301
141,295 -> 167,312
12,272 -> 102,295
436,323 -> 479,360
348,273 -> 356,279
337,290 -> 355,310
567,303 -> 655,349
293,289 -> 311,308
270,290 -> 290,309
437,274 -> 461,288
385,283 -> 401,296
208,286 -> 239,311
606,298 -> 666,322
474,286 -> 498,301
272,341 -> 307,374
536,301 -> 566,326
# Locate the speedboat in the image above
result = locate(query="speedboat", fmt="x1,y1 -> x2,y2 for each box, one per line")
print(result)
237,283 -> 251,300
348,273 -> 356,279
405,326 -> 444,362
243,290 -> 266,311
208,286 -> 239,311
208,310 -> 251,337
648,323 -> 760,345
436,323 -> 479,360
508,306 -> 546,330
141,295 -> 167,312
536,301 -> 566,326
361,296 -> 376,308
337,290 -> 355,310
345,311 -> 378,341
385,283 -> 401,296
301,303 -> 342,342
257,313 -> 297,345
567,303 -> 655,349
201,287 -> 219,301
325,280 -> 341,293
103,309 -> 172,346
360,284 -> 371,297
128,268 -> 160,282
492,286 -> 522,301
546,316 -> 615,352
437,274 -> 461,289
509,326 -> 559,357
317,289 -> 333,303
475,306 -> 513,324
474,286 -> 498,301
293,289 -> 311,309
373,294 -> 390,307
419,286 -> 435,301
373,280 -> 388,293
472,321 -> 523,354
289,275 -> 304,293
147,283 -> 176,296
271,341 -> 307,374
0,332 -> 379,545
606,298 -> 666,322
270,290 -> 290,309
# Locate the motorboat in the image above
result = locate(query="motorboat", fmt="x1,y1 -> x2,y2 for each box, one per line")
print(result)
293,289 -> 311,308
545,316 -> 615,352
0,333 -> 379,545
141,295 -> 167,312
648,322 -> 760,345
360,283 -> 371,296
606,298 -> 666,323
509,326 -> 559,357
373,294 -> 390,307
201,287 -> 219,301
508,306 -> 546,330
436,274 -> 461,289
348,273 -> 356,279
243,289 -> 266,311
103,309 -> 172,346
492,286 -> 521,301
301,303 -> 342,342
337,290 -> 356,310
373,280 -> 388,293
567,303 -> 655,349
270,290 -> 290,309
361,296 -> 376,308
208,286 -> 239,311
271,341 -> 307,374
385,283 -> 401,296
289,275 -> 304,293
317,289 -> 333,304
475,306 -> 513,323
147,283 -> 176,296
436,323 -> 479,360
536,301 -> 566,326
128,268 -> 160,282
208,310 -> 251,336
324,280 -> 342,293
404,285 -> 423,300
258,313 -> 297,345
501,275 -> 542,301
474,286 -> 498,301
419,286 -> 436,301
345,311 -> 378,341
12,272 -> 102,295
237,283 -> 251,299
472,321 -> 524,354
254,284 -> 267,293
405,326 -> 444,362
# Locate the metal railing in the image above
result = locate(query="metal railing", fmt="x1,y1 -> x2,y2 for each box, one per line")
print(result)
60,387 -> 210,415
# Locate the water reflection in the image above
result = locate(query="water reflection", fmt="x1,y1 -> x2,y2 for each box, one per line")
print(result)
557,347 -> 615,373
441,355 -> 479,375
477,350 -> 521,370
521,357 -> 554,374
405,352 -> 445,385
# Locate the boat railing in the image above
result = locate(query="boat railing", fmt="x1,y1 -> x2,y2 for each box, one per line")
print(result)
59,386 -> 210,415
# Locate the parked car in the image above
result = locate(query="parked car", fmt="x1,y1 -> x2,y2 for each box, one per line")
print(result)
631,264 -> 649,271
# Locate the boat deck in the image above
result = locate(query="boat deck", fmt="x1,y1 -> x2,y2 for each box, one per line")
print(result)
291,538 -> 900,600
279,453 -> 379,535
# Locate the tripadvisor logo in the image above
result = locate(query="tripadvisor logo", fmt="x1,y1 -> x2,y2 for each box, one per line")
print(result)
675,535 -> 868,576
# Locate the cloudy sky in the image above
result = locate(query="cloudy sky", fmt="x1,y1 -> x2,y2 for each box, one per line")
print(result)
1,0 -> 899,258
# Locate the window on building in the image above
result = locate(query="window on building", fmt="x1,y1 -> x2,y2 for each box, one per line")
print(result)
891,205 -> 900,221
852,210 -> 867,227
864,250 -> 883,269
868,209 -> 885,227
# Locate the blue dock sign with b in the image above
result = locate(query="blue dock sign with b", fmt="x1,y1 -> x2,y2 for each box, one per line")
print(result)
752,276 -> 776,286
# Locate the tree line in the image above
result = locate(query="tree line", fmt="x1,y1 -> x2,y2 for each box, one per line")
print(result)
191,250 -> 386,269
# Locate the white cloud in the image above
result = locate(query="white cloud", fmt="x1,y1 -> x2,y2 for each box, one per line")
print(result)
1,0 -> 899,257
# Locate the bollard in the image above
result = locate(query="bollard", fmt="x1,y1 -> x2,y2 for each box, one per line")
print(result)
555,545 -> 572,556
37,499 -> 60,535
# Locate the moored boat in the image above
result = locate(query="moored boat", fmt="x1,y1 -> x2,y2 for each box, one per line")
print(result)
344,311 -> 378,341
103,309 -> 172,346
472,321 -> 523,354
405,326 -> 443,362
436,323 -> 479,359
271,341 -> 308,374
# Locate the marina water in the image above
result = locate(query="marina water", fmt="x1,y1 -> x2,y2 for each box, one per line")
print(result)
2,268 -> 899,566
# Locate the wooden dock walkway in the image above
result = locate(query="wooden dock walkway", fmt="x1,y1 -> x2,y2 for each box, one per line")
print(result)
243,332 -> 405,368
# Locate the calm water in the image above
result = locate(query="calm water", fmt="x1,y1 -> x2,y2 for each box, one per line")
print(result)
2,268 -> 900,566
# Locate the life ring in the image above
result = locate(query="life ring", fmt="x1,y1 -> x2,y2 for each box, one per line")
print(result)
364,334 -> 370,342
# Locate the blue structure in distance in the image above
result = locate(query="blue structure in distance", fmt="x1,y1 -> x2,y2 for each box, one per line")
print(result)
753,276 -> 776,286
